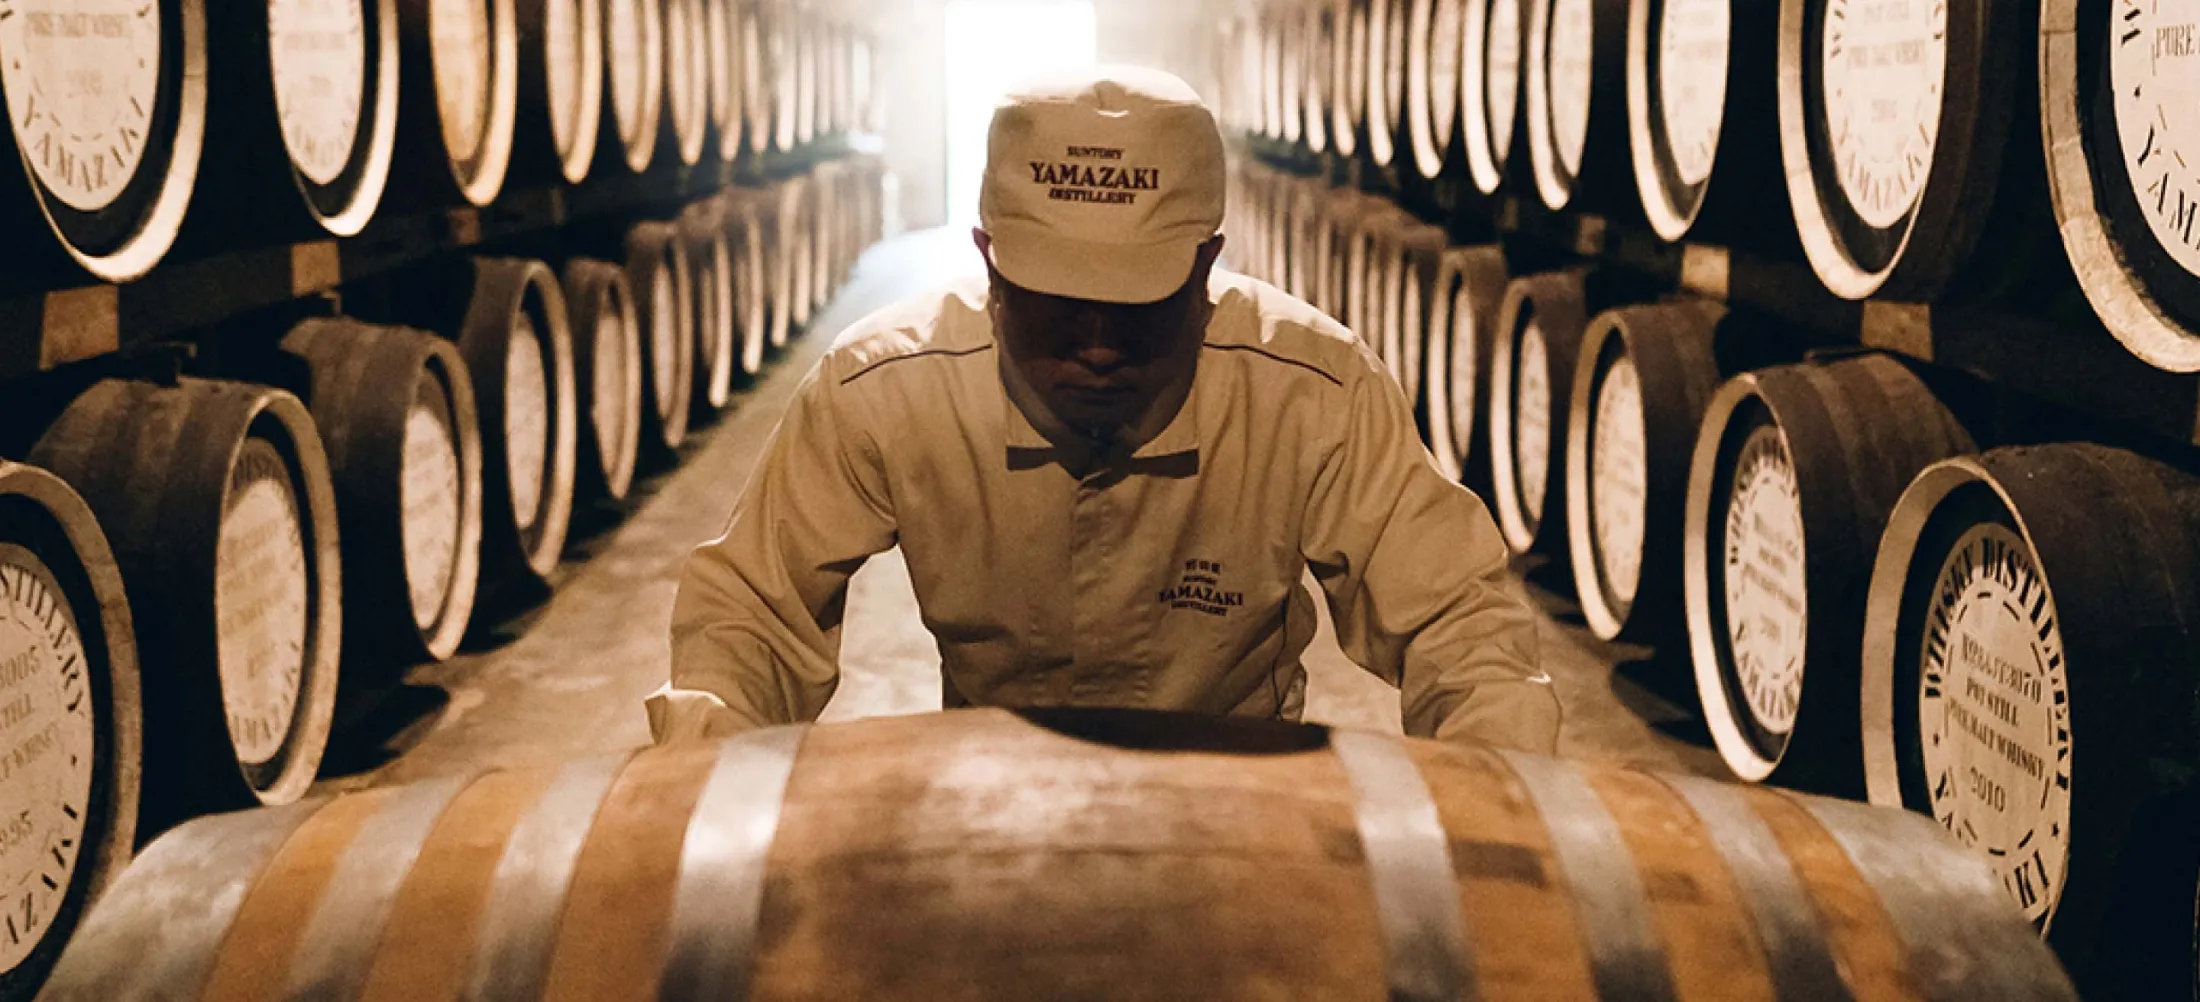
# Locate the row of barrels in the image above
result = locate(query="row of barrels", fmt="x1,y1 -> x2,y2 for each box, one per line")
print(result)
0,0 -> 884,288
1215,0 -> 2200,376
1228,157 -> 2200,1001
36,707 -> 2078,1001
0,155 -> 890,1002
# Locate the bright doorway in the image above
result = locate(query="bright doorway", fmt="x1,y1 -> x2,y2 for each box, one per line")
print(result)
943,0 -> 1099,228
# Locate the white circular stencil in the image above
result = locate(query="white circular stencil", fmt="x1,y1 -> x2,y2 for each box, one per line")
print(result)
1722,424 -> 1808,736
1488,0 -> 1524,161
0,0 -> 165,212
1514,320 -> 1551,523
1546,0 -> 1594,178
0,548 -> 96,974
401,385 -> 462,631
1432,0 -> 1464,139
1819,0 -> 1947,229
268,0 -> 367,186
607,0 -> 645,141
1590,357 -> 1647,604
593,306 -> 628,461
1446,287 -> 1480,456
504,314 -> 549,532
543,0 -> 581,157
1917,521 -> 2074,930
2110,1 -> 2200,277
650,264 -> 678,418
430,0 -> 492,163
1658,0 -> 1730,186
215,439 -> 310,769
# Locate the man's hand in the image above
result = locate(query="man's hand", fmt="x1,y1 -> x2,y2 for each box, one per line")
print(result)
643,684 -> 759,744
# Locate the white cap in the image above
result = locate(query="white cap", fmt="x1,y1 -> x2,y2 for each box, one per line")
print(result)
979,64 -> 1227,305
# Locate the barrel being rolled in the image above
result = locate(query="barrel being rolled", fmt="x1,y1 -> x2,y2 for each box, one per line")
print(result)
0,0 -> 207,284
1489,269 -> 1592,557
458,257 -> 578,595
601,0 -> 663,173
1684,354 -> 1974,797
561,257 -> 643,503
1406,0 -> 1465,180
28,377 -> 341,832
1423,245 -> 1510,486
280,319 -> 484,668
1563,300 -> 1723,644
389,0 -> 520,208
40,708 -> 2078,1001
628,219 -> 695,456
0,462 -> 140,1002
1462,0 -> 1526,196
2042,2 -> 2200,372
1862,444 -> 2200,1001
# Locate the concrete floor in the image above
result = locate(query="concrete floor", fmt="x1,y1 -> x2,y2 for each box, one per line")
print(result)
315,228 -> 1725,795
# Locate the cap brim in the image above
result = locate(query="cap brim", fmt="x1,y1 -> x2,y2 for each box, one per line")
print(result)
986,223 -> 1203,305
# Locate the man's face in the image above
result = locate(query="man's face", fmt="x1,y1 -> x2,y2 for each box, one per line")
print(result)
977,230 -> 1223,439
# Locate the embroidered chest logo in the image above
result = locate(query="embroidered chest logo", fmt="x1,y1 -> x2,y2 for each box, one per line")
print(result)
1158,558 -> 1244,617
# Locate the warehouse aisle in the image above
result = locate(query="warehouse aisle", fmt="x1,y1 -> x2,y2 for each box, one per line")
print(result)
316,227 -> 1724,795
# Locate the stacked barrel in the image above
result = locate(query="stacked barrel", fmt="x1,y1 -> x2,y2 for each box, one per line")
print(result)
1223,0 -> 2200,997
0,2 -> 891,999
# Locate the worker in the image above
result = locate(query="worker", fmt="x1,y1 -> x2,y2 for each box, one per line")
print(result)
646,64 -> 1560,753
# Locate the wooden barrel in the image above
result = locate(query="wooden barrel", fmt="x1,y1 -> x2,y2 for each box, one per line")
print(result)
1862,443 -> 2200,1001
1523,0 -> 1633,214
1775,0 -> 2030,300
1624,0 -> 1791,250
279,319 -> 484,667
779,176 -> 815,336
1366,214 -> 1409,378
1406,0 -> 1465,180
657,0 -> 708,166
28,377 -> 341,830
769,4 -> 797,152
1423,245 -> 1510,486
793,9 -> 817,147
705,0 -> 738,161
41,707 -> 2077,1002
740,1 -> 773,158
2041,2 -> 2200,372
1276,10 -> 1306,147
561,257 -> 643,502
389,0 -> 519,209
1563,300 -> 1723,644
601,0 -> 662,173
510,0 -> 603,185
0,462 -> 141,1002
1489,269 -> 1590,557
1287,180 -> 1330,306
0,0 -> 207,284
724,192 -> 770,379
626,220 -> 694,455
1332,0 -> 1370,159
1340,198 -> 1384,342
1300,3 -> 1333,155
1257,10 -> 1282,141
459,257 -> 578,593
1365,0 -> 1409,167
809,163 -> 839,313
852,32 -> 877,135
1392,223 -> 1447,412
1462,0 -> 1526,195
252,0 -> 403,239
1683,354 -> 1974,797
683,202 -> 737,417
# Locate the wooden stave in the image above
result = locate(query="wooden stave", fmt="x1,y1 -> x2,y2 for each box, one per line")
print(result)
706,0 -> 741,161
600,0 -> 665,174
1488,269 -> 1591,556
2040,0 -> 2200,373
626,219 -> 696,455
1460,0 -> 1527,196
1258,10 -> 1283,141
793,8 -> 817,148
387,0 -> 521,210
1563,299 -> 1724,644
508,0 -> 605,187
0,462 -> 143,1002
740,1 -> 774,158
26,377 -> 342,831
278,318 -> 485,667
459,257 -> 579,589
1286,179 -> 1330,306
561,257 -> 644,502
0,0 -> 208,286
1300,3 -> 1334,155
809,163 -> 838,314
1328,0 -> 1369,157
682,201 -> 739,416
1405,0 -> 1466,180
656,0 -> 710,167
1861,444 -> 2200,1000
1422,244 -> 1510,488
40,707 -> 2078,1002
1392,223 -> 1447,411
1683,354 -> 1974,797
1623,0 -> 1794,252
723,191 -> 771,379
1277,9 -> 1306,147
1364,0 -> 1412,168
1773,0 -> 2030,302
768,4 -> 799,153
779,176 -> 815,335
1523,0 -> 1636,215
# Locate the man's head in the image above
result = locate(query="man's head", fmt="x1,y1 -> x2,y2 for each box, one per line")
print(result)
975,65 -> 1228,440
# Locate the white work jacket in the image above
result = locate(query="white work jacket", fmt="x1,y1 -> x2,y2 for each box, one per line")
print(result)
649,271 -> 1559,752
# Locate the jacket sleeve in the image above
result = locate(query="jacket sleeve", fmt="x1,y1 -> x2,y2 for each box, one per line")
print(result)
649,361 -> 897,742
1300,354 -> 1561,754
